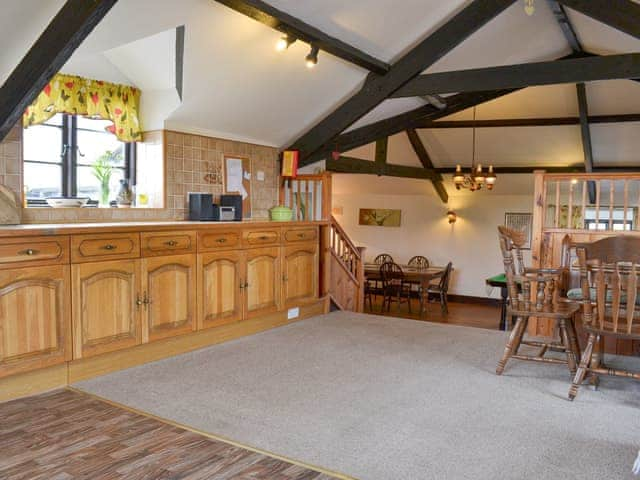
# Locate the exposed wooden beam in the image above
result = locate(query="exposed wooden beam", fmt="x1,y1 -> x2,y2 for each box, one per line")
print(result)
547,0 -> 582,52
390,53 -> 640,98
406,129 -> 448,203
557,0 -> 640,40
213,0 -> 389,74
304,89 -> 520,164
416,113 -> 640,129
0,0 -> 117,142
327,156 -> 437,180
435,166 -> 640,174
575,82 -> 597,202
375,137 -> 388,166
291,0 -> 517,165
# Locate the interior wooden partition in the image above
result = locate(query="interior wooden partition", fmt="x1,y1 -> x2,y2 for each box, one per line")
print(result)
530,170 -> 640,355
279,173 -> 365,312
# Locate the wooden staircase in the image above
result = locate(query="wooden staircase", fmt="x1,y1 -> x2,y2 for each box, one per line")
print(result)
322,215 -> 365,312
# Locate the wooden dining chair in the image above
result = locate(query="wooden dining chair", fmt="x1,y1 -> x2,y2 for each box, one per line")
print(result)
495,226 -> 581,376
568,238 -> 640,400
369,254 -> 394,300
374,254 -> 394,265
380,262 -> 412,313
408,256 -> 429,268
427,262 -> 453,314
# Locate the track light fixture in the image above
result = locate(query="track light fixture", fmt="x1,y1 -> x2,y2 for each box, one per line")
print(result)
305,45 -> 319,69
275,34 -> 296,52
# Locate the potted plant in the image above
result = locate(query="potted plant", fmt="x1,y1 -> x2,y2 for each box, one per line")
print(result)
91,150 -> 119,207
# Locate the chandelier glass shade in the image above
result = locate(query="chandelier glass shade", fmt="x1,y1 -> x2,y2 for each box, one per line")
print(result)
452,106 -> 497,191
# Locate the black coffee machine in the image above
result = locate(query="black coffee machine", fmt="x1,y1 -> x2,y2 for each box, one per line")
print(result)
220,194 -> 243,221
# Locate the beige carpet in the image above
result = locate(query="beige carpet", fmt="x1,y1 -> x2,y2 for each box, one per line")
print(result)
74,311 -> 640,480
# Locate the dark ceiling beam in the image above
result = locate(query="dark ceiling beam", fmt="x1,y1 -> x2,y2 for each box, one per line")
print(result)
434,165 -> 640,174
390,53 -> 640,98
576,82 -> 597,202
304,88 -> 520,164
213,0 -> 389,74
327,156 -> 437,180
375,137 -> 388,166
557,0 -> 640,40
417,113 -> 640,128
406,129 -> 448,203
0,0 -> 117,142
547,0 -> 582,52
291,0 -> 517,165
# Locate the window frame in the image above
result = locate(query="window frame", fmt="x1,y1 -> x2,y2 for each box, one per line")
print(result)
24,114 -> 136,206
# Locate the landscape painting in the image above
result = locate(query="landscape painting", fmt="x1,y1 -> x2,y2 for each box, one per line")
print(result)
358,208 -> 401,227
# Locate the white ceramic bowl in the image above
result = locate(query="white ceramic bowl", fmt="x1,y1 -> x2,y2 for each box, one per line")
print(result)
46,197 -> 89,208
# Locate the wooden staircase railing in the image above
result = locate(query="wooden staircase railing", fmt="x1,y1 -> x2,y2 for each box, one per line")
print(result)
322,215 -> 365,312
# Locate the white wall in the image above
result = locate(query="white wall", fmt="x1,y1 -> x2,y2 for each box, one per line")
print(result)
333,181 -> 533,298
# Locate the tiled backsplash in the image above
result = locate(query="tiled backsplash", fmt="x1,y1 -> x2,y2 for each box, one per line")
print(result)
0,125 -> 279,223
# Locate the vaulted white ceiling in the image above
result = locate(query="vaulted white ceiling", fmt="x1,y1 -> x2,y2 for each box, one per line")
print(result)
1,0 -> 640,169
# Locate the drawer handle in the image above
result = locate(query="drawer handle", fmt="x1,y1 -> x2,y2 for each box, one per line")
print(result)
297,233 -> 306,238
164,240 -> 178,247
18,248 -> 39,256
216,238 -> 227,244
259,235 -> 269,241
102,244 -> 117,251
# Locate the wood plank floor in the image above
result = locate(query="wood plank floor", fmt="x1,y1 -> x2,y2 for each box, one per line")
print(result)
0,389 -> 339,480
364,296 -> 502,330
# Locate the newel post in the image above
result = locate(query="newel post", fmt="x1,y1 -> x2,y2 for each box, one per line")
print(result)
356,246 -> 366,312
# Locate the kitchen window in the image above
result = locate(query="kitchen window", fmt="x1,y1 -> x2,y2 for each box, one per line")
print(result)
23,113 -> 135,206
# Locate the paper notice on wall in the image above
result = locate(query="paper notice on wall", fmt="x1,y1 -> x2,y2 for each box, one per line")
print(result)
225,157 -> 244,194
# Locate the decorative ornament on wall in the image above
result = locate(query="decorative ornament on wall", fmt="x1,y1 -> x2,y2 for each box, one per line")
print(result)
504,212 -> 533,249
358,208 -> 401,227
203,161 -> 222,185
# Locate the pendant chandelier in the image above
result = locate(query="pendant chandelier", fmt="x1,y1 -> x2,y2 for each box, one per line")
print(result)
452,106 -> 497,191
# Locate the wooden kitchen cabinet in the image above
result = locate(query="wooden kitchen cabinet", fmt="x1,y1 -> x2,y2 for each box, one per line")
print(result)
198,251 -> 243,329
141,254 -> 196,342
282,242 -> 319,307
72,260 -> 141,359
0,265 -> 71,378
245,247 -> 281,319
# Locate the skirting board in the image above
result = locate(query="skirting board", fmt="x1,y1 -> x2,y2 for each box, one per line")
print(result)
1,298 -> 328,403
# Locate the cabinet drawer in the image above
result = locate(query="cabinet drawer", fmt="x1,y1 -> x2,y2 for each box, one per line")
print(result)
71,233 -> 140,263
141,231 -> 196,257
284,227 -> 318,243
198,231 -> 241,251
243,229 -> 280,247
0,236 -> 70,268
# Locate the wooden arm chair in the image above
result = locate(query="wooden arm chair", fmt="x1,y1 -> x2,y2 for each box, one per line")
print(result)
496,226 -> 581,375
380,261 -> 412,313
374,253 -> 394,265
408,256 -> 429,268
568,237 -> 640,400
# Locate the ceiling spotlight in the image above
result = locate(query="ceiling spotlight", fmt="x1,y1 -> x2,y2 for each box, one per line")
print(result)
275,34 -> 296,52
305,45 -> 319,69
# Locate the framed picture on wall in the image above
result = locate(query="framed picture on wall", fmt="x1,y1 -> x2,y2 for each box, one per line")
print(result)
504,212 -> 532,249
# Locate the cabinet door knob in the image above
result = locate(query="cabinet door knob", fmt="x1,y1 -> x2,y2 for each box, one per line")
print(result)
282,275 -> 288,282
136,295 -> 143,307
19,248 -> 39,256
216,238 -> 227,243
143,292 -> 152,305
239,282 -> 245,290
102,244 -> 117,251
164,240 -> 178,247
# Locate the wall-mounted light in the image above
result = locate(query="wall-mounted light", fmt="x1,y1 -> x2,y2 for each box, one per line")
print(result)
275,34 -> 296,52
305,45 -> 319,69
447,210 -> 457,224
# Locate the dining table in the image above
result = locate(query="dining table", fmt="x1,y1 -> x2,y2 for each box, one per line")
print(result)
364,263 -> 447,316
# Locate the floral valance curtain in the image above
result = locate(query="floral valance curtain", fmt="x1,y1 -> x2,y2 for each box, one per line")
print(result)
23,73 -> 142,142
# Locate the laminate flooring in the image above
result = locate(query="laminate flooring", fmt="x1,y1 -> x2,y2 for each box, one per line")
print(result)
0,389 -> 339,480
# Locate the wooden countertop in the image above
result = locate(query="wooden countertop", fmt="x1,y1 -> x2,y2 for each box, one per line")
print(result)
0,220 -> 327,237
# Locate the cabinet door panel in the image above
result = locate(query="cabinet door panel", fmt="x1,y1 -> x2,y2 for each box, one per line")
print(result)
0,265 -> 70,378
142,254 -> 196,342
72,260 -> 141,359
283,243 -> 318,307
198,251 -> 243,329
245,247 -> 281,318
